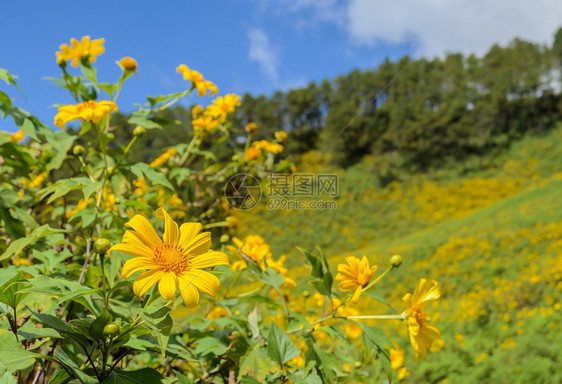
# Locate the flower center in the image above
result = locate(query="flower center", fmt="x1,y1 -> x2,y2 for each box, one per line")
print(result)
154,242 -> 190,274
414,309 -> 426,327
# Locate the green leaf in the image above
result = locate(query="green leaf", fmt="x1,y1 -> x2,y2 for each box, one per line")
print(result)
240,376 -> 262,384
363,290 -> 391,306
248,306 -> 260,339
136,307 -> 173,355
239,346 -> 275,381
360,323 -> 392,381
0,330 -> 42,375
0,225 -> 67,262
54,349 -> 97,384
0,271 -> 29,310
90,309 -> 112,341
101,368 -> 164,384
259,267 -> 285,291
128,110 -> 161,130
130,163 -> 174,191
266,322 -> 299,366
194,336 -> 228,357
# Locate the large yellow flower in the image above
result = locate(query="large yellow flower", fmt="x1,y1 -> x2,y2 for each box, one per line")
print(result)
56,36 -> 105,68
176,64 -> 218,96
108,208 -> 229,307
335,256 -> 377,303
403,279 -> 441,361
54,100 -> 117,129
206,94 -> 241,122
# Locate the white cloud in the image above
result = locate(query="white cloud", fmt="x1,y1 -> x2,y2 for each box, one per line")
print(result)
248,29 -> 279,84
346,0 -> 562,57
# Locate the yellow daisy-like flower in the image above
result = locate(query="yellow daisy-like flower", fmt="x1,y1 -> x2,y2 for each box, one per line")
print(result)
341,308 -> 362,339
192,115 -> 221,132
403,279 -> 441,361
245,122 -> 257,134
227,235 -> 271,272
10,130 -> 25,143
176,64 -> 218,97
334,256 -> 377,304
150,148 -> 177,168
192,105 -> 204,117
274,131 -> 288,142
119,57 -> 137,72
206,94 -> 241,123
54,100 -> 118,129
66,199 -> 89,219
56,36 -> 105,68
243,146 -> 262,162
27,172 -> 48,189
108,208 -> 229,307
253,140 -> 284,154
398,367 -> 410,381
206,306 -> 228,319
388,344 -> 405,370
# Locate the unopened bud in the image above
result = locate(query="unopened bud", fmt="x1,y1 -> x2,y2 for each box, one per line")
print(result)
103,323 -> 120,338
302,290 -> 311,298
57,58 -> 67,69
389,254 -> 402,267
73,145 -> 85,156
245,122 -> 257,134
133,126 -> 146,138
220,234 -> 230,243
354,361 -> 362,368
93,238 -> 111,255
119,57 -> 137,72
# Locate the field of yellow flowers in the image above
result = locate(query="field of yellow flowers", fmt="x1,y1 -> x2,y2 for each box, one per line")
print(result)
237,126 -> 562,383
1,36 -> 448,384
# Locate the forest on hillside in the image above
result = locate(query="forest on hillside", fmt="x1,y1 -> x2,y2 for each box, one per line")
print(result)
95,28 -> 562,170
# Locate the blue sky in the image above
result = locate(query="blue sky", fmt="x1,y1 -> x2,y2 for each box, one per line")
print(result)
1,0 -> 560,133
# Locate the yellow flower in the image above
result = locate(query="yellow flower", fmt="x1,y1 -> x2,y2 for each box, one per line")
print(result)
176,64 -> 218,96
403,279 -> 441,361
342,308 -> 362,339
334,256 -> 377,303
227,235 -> 271,272
243,147 -> 262,161
253,140 -> 283,154
275,131 -> 288,141
133,178 -> 149,195
207,306 -> 228,319
27,172 -> 48,189
192,105 -> 204,117
206,94 -> 241,122
66,199 -> 89,218
150,148 -> 177,168
56,36 -> 105,68
119,57 -> 138,72
192,115 -> 220,132
388,344 -> 405,370
397,367 -> 410,381
54,100 -> 117,129
245,122 -> 257,134
10,130 -> 25,143
108,208 -> 229,307
266,254 -> 296,290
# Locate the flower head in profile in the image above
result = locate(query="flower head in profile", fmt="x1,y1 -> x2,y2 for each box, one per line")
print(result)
176,64 -> 218,96
253,140 -> 284,154
150,148 -> 177,168
119,57 -> 138,72
108,208 -> 229,307
403,279 -> 441,361
388,344 -> 405,370
275,131 -> 288,142
56,36 -> 105,68
10,130 -> 25,143
335,256 -> 377,303
54,100 -> 117,129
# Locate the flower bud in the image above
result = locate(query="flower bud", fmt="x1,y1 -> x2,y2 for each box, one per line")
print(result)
389,254 -> 403,268
245,122 -> 257,134
302,290 -> 311,298
106,166 -> 114,176
57,58 -> 67,69
354,361 -> 362,368
73,145 -> 85,156
103,323 -> 120,338
275,131 -> 288,142
93,238 -> 111,255
119,57 -> 137,72
220,234 -> 230,243
104,132 -> 114,141
133,125 -> 146,138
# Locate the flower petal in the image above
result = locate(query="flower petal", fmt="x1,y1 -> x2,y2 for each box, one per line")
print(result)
182,232 -> 211,256
158,272 -> 178,300
156,208 -> 179,245
177,275 -> 200,308
182,270 -> 220,298
190,251 -> 229,269
125,215 -> 162,250
121,257 -> 157,279
178,223 -> 202,249
133,269 -> 163,297
108,243 -> 153,258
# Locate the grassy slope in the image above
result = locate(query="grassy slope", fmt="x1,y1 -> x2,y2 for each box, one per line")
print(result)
236,126 -> 562,383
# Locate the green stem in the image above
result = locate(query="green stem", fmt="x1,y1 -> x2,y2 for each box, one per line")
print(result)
112,136 -> 138,172
347,314 -> 405,320
179,134 -> 199,167
362,265 -> 394,292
